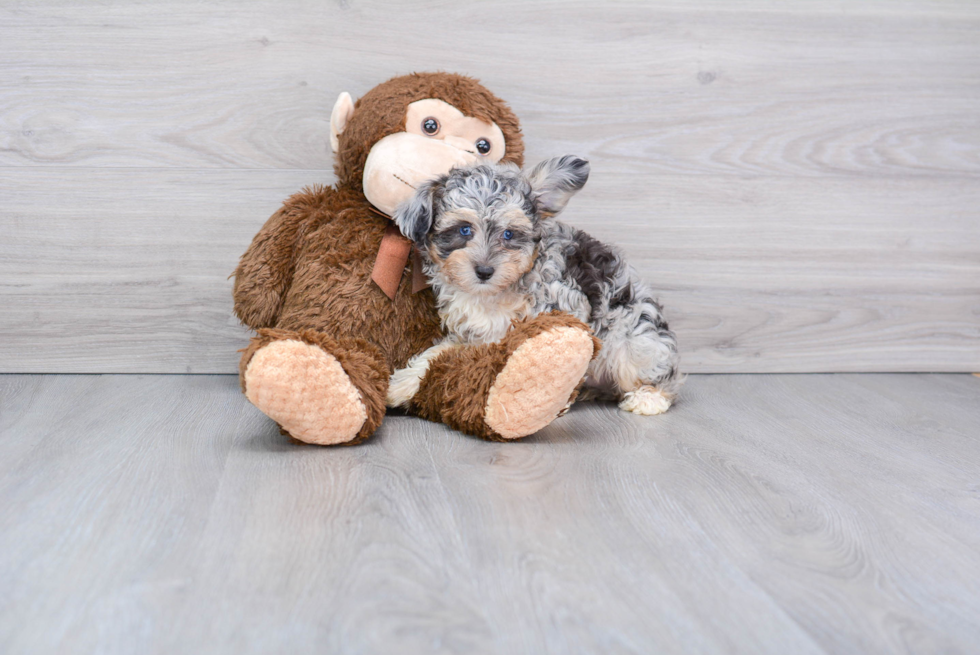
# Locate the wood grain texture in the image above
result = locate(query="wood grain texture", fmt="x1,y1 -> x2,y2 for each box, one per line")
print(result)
1,373 -> 979,654
1,1 -> 979,373
2,168 -> 977,373
3,1 -> 979,175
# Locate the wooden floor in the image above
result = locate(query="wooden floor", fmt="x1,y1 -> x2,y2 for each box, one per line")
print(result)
1,374 -> 978,654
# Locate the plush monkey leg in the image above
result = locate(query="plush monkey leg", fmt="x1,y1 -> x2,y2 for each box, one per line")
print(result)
239,328 -> 388,446
408,312 -> 599,441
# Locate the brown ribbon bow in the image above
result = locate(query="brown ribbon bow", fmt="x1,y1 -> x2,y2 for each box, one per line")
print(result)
370,220 -> 429,300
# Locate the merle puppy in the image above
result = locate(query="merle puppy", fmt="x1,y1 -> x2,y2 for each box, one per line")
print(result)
387,156 -> 681,415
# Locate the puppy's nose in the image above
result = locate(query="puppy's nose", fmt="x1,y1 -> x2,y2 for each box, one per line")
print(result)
475,265 -> 495,282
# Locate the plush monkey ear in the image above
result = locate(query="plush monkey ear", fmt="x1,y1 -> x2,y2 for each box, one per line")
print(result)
393,180 -> 438,244
526,155 -> 590,218
329,92 -> 355,153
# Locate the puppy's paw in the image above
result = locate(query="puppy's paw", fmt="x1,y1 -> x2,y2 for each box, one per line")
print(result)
387,340 -> 461,408
619,386 -> 672,416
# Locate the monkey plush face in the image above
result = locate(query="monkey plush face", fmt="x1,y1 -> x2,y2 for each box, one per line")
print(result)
360,99 -> 506,215
328,73 -> 524,216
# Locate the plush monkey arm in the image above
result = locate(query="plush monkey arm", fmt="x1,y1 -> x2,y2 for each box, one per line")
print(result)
232,202 -> 310,330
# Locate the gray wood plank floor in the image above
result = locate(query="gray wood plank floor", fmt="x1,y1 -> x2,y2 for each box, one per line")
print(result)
1,374 -> 978,654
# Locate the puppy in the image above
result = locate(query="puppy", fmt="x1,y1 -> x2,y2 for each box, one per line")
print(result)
387,156 -> 681,416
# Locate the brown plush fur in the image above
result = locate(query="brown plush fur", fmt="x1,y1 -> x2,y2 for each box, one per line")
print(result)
235,184 -> 442,373
335,73 -> 524,193
410,312 -> 600,441
239,328 -> 389,445
234,72 -> 590,443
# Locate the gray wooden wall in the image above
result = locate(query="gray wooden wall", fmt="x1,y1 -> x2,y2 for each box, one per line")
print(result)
2,1 -> 978,374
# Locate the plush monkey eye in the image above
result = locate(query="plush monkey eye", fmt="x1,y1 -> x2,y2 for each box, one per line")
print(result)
475,138 -> 491,155
502,229 -> 513,240
459,225 -> 473,237
422,117 -> 440,135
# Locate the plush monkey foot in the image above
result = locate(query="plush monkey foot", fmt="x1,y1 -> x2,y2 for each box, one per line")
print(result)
484,326 -> 595,439
244,339 -> 368,445
619,385 -> 673,416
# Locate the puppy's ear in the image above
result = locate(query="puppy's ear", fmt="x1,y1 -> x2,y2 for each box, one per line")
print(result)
393,180 -> 438,243
526,156 -> 590,218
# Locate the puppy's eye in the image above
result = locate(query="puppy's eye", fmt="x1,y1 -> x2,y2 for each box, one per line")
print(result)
459,225 -> 473,237
422,118 -> 440,135
502,229 -> 513,240
475,138 -> 491,155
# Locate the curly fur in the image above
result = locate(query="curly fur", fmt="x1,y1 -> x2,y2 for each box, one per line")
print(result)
393,157 -> 682,410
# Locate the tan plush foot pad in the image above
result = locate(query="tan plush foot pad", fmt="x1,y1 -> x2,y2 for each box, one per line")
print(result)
244,339 -> 367,445
485,326 -> 595,439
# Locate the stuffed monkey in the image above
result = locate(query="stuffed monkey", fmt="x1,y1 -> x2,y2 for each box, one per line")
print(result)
233,73 -> 598,445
